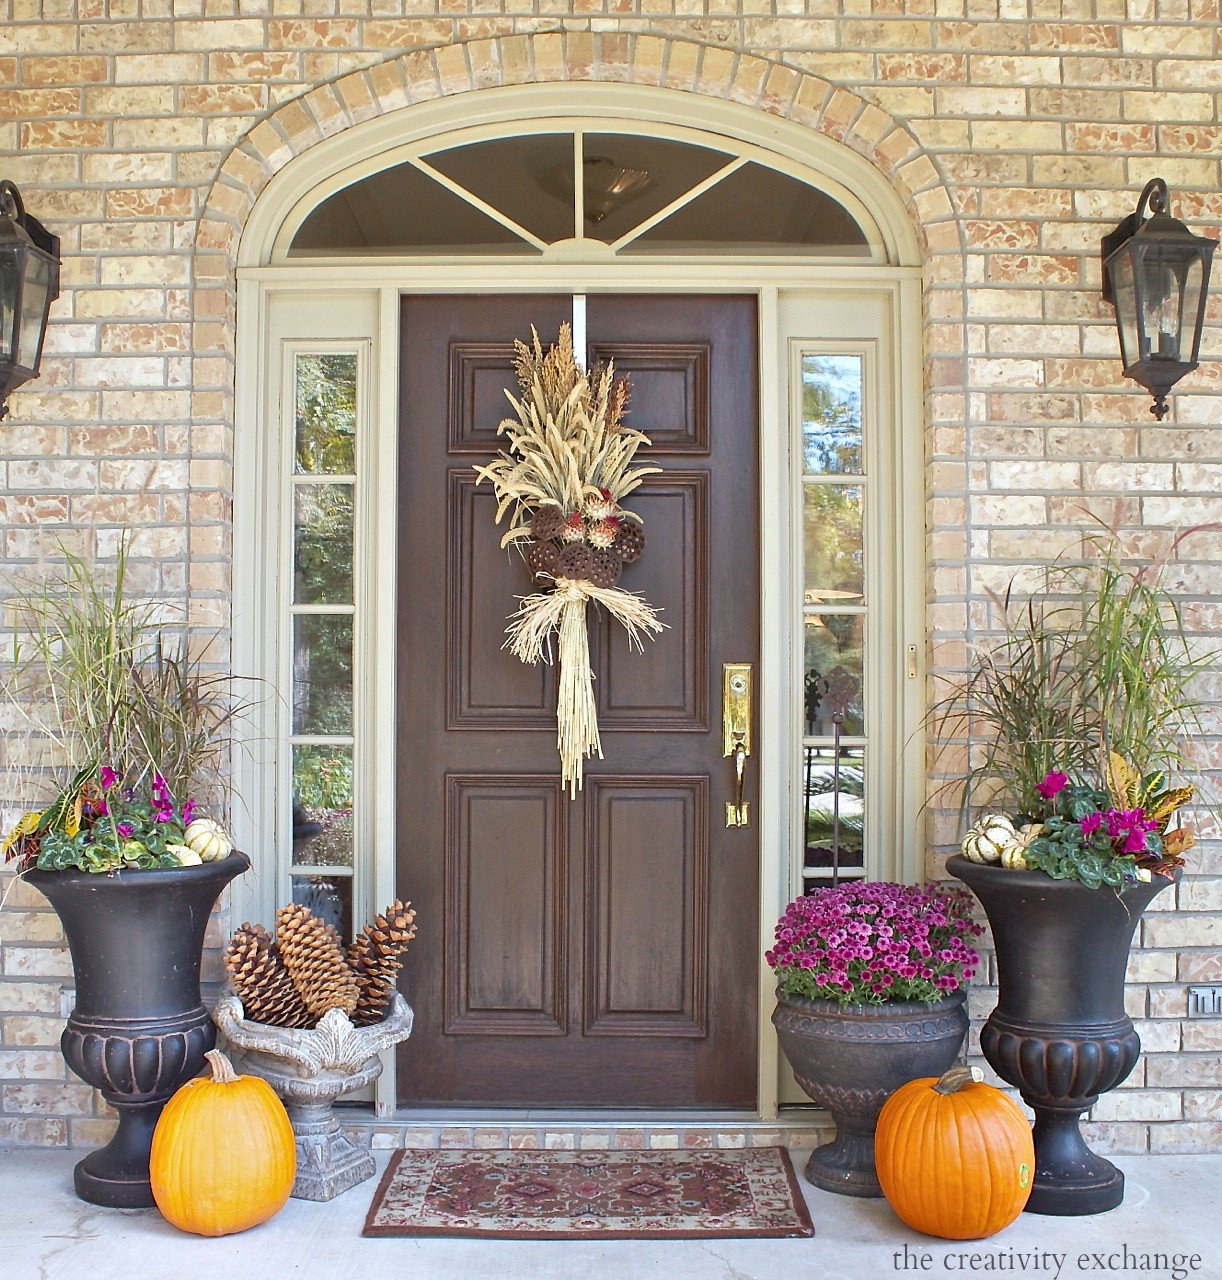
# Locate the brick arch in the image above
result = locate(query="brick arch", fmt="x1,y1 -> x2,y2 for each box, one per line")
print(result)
193,30 -> 966,313
189,30 -> 969,529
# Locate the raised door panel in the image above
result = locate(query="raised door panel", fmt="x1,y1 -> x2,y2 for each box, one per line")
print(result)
448,473 -> 555,727
587,341 -> 710,455
583,776 -> 708,1038
444,775 -> 567,1035
595,473 -> 707,732
447,341 -> 522,455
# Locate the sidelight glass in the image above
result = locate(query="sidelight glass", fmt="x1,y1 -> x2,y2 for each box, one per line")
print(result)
803,614 -> 865,738
801,746 -> 866,878
292,614 -> 354,736
291,744 -> 355,870
802,354 -> 863,475
289,873 -> 353,941
295,353 -> 357,475
294,483 -> 354,605
803,483 -> 864,600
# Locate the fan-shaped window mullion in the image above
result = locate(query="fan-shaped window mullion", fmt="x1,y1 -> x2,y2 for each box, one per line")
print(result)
409,156 -> 549,251
608,157 -> 748,253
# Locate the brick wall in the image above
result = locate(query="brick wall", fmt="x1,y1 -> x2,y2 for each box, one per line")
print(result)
0,4 -> 1218,1152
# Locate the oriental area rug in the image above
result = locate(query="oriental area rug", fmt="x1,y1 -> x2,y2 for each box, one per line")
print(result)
362,1147 -> 815,1239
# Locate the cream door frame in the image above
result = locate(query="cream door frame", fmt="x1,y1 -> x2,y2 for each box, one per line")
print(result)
232,89 -> 926,1119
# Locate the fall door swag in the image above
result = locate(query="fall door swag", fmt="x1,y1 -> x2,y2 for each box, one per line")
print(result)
475,325 -> 664,793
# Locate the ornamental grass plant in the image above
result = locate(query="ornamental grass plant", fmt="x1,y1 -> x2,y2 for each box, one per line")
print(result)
1,535 -> 251,875
767,881 -> 982,1007
940,529 -> 1215,889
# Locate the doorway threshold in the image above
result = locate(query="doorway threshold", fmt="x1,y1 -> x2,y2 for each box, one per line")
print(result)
338,1106 -> 834,1153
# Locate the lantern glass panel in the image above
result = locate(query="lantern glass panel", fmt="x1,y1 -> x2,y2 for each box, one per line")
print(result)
1136,245 -> 1191,363
0,243 -> 18,364
18,251 -> 51,371
1107,249 -> 1139,371
1178,255 -> 1205,362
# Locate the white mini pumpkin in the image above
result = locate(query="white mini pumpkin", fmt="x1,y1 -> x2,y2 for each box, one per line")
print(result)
183,818 -> 233,863
961,814 -> 1016,864
167,843 -> 203,867
999,822 -> 1043,870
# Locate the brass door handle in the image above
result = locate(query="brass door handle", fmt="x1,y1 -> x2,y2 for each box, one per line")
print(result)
723,664 -> 752,828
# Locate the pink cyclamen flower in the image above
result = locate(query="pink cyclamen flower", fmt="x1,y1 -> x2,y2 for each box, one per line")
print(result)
99,766 -> 121,789
181,799 -> 197,826
116,823 -> 135,839
1080,812 -> 1103,838
1037,771 -> 1070,800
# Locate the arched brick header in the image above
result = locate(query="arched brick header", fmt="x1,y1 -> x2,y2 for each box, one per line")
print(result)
190,32 -> 967,409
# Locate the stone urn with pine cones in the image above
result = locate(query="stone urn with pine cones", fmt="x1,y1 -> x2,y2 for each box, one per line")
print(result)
213,900 -> 417,1200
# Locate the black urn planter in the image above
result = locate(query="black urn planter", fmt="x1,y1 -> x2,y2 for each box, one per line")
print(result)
25,852 -> 248,1208
950,855 -> 1176,1217
772,989 -> 968,1197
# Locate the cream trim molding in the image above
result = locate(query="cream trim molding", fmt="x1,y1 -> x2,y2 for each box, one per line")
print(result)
231,85 -> 926,1121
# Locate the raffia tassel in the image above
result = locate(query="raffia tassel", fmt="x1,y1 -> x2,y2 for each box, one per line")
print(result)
505,577 -> 665,795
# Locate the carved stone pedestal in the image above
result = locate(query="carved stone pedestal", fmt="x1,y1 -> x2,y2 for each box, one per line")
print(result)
213,993 -> 414,1201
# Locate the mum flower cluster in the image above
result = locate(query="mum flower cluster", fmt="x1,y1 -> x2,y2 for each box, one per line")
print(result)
766,881 -> 982,1007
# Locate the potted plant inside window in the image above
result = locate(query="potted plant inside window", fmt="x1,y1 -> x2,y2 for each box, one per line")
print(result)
1,536 -> 252,1209
940,531 -> 1213,1216
768,880 -> 982,1197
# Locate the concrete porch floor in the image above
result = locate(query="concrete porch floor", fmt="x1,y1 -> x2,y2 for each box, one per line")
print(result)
4,1148 -> 1216,1280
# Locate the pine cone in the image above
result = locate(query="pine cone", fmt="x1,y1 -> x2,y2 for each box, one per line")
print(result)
276,902 -> 359,1018
526,540 -> 561,583
616,519 -> 645,563
530,506 -> 565,540
588,547 -> 623,588
557,542 -> 593,581
349,900 -> 418,1027
224,924 -> 314,1028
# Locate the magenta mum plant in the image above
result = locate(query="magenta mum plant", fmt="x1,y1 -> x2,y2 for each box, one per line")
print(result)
767,881 -> 983,1007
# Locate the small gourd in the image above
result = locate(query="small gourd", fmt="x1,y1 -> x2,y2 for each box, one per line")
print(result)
961,814 -> 1015,864
183,817 -> 233,863
876,1065 -> 1034,1239
1000,822 -> 1043,870
150,1048 -> 295,1236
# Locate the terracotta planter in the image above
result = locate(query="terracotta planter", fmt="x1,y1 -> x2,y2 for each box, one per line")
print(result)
772,988 -> 968,1197
25,853 -> 249,1208
213,992 -> 414,1201
950,855 -> 1177,1216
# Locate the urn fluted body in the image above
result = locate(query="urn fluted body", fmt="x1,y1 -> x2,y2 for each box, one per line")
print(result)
26,853 -> 248,1208
950,855 -> 1176,1216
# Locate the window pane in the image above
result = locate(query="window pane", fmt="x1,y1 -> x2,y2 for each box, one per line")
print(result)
579,133 -> 733,243
804,483 -> 863,600
627,163 -> 870,254
294,483 -> 354,605
802,354 -> 863,475
424,133 -> 575,245
292,744 -> 354,870
289,162 -> 534,255
804,614 -> 864,737
292,615 -> 353,734
295,353 -> 357,475
801,746 -> 865,876
291,874 -> 353,942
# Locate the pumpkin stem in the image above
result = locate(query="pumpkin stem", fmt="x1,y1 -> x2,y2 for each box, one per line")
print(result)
204,1048 -> 239,1084
932,1065 -> 984,1095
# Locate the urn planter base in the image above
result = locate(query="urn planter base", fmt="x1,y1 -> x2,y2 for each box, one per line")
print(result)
214,993 -> 414,1202
772,990 -> 968,1198
26,855 -> 249,1209
950,856 -> 1176,1217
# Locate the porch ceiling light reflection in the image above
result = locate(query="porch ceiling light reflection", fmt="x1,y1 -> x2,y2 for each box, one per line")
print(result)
535,156 -> 657,225
0,180 -> 61,419
1101,177 -> 1216,421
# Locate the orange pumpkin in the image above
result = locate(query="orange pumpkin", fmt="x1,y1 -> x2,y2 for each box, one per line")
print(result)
875,1065 -> 1034,1240
150,1048 -> 296,1236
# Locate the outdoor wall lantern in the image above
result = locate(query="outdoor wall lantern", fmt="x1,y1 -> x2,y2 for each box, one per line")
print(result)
1101,177 -> 1216,421
0,179 -> 61,420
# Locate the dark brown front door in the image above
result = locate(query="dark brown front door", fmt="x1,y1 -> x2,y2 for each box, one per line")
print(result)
396,293 -> 760,1107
